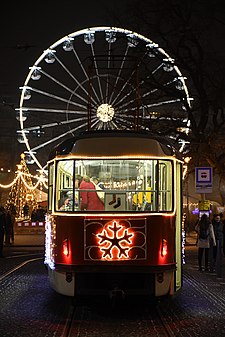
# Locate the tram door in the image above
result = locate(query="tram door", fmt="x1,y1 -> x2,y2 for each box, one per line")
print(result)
175,161 -> 183,291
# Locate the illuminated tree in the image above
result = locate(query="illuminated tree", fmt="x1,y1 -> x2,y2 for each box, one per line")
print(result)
5,153 -> 38,219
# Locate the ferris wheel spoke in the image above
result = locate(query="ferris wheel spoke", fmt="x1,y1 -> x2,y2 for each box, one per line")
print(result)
146,99 -> 182,109
28,86 -> 88,110
23,116 -> 87,133
53,54 -> 99,107
111,78 -> 135,107
90,117 -> 102,129
105,43 -> 112,101
30,121 -> 89,152
108,45 -> 129,105
115,94 -> 137,112
90,44 -> 104,102
19,107 -> 87,115
111,51 -> 148,107
109,119 -> 120,130
39,68 -> 92,107
142,88 -> 158,99
71,45 -> 100,104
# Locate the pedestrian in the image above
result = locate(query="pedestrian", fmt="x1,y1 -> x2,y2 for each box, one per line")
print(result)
0,206 -> 6,257
9,204 -> 16,244
219,212 -> 225,256
23,202 -> 29,218
195,213 -> 216,272
211,213 -> 224,273
5,209 -> 13,245
80,175 -> 104,211
36,205 -> 46,222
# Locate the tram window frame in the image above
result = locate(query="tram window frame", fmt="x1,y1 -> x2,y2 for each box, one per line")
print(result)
55,160 -> 74,211
48,163 -> 54,211
54,158 -> 174,213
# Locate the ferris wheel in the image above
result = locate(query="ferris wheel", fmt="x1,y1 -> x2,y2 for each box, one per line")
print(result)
17,26 -> 191,173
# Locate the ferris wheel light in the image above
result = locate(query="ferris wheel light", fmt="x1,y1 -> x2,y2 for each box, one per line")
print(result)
24,151 -> 36,164
175,79 -> 184,90
127,34 -> 139,47
163,63 -> 174,72
15,109 -> 29,122
19,86 -> 32,100
63,38 -> 74,51
31,68 -> 41,80
105,30 -> 117,43
175,77 -> 187,91
44,50 -> 56,63
17,130 -> 29,143
146,43 -> 159,57
84,32 -> 95,44
162,58 -> 175,72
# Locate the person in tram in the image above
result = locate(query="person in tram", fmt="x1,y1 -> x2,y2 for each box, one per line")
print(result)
59,197 -> 72,211
80,175 -> 104,211
74,174 -> 83,209
90,176 -> 105,203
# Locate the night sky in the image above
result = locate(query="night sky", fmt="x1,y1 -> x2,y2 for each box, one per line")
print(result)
0,0 -> 135,171
1,0 -> 134,105
1,0 -> 224,173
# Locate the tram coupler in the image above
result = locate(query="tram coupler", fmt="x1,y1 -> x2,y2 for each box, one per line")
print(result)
66,272 -> 73,283
109,286 -> 126,301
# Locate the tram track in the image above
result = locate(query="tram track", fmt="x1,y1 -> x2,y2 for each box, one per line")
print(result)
184,270 -> 225,312
0,256 -> 43,281
61,295 -> 178,337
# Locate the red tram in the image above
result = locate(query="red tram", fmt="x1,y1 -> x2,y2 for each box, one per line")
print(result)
44,130 -> 183,297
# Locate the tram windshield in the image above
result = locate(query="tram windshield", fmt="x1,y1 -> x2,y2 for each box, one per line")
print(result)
51,158 -> 173,212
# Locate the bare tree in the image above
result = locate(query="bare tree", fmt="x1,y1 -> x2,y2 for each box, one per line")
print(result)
122,0 -> 225,204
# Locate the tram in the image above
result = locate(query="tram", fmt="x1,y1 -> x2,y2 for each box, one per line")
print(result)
44,130 -> 183,297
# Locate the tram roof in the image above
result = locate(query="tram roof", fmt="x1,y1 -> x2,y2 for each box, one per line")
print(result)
49,130 -> 182,160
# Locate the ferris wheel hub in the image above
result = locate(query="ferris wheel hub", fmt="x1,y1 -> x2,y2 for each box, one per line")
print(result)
96,103 -> 115,123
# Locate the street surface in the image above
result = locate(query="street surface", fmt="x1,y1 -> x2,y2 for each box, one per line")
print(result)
0,232 -> 225,336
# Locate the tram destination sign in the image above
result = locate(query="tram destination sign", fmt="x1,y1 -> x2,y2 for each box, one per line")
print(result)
195,167 -> 213,193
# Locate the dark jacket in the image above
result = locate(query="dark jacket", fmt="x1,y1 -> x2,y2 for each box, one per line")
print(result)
212,218 -> 224,246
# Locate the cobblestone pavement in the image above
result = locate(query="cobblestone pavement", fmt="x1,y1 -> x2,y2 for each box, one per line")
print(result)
0,232 -> 225,336
0,259 -> 72,337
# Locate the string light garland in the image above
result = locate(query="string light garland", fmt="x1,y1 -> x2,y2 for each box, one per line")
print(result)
2,153 -> 48,219
0,154 -> 48,189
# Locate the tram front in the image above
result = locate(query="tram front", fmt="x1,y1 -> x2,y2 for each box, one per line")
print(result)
44,131 -> 183,297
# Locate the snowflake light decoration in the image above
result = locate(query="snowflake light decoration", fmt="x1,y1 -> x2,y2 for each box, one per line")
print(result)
96,220 -> 134,260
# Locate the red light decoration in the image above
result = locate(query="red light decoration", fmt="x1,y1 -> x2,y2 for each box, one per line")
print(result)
161,239 -> 168,257
63,238 -> 69,256
96,220 -> 134,260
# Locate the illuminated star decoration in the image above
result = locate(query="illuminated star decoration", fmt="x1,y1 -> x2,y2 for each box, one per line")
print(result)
96,221 -> 134,260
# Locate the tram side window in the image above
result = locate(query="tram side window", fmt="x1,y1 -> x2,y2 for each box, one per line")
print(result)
158,160 -> 172,211
56,160 -> 74,211
48,163 -> 54,211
